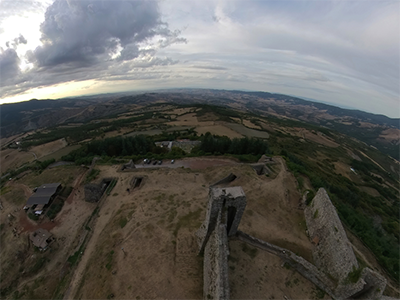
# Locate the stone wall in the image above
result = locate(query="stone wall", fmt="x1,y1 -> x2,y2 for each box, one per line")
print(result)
203,222 -> 230,300
304,188 -> 386,299
84,178 -> 114,202
236,231 -> 338,299
197,186 -> 247,300
84,184 -> 103,203
304,188 -> 358,281
197,187 -> 246,254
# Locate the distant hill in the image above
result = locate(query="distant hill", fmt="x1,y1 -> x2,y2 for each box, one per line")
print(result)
1,89 -> 399,160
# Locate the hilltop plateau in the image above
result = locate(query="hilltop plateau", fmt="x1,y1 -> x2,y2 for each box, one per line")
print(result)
0,90 -> 399,299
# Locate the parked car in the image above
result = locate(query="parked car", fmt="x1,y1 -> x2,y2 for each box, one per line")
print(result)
171,159 -> 175,164
153,160 -> 157,165
158,160 -> 162,165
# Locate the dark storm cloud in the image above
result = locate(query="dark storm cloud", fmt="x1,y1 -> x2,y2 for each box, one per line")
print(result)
0,48 -> 20,82
28,0 -> 177,68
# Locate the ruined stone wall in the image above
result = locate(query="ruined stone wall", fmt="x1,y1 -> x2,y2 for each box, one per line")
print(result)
84,178 -> 114,202
84,184 -> 103,203
236,231 -> 338,299
203,222 -> 230,300
197,187 -> 246,254
304,188 -> 358,282
211,173 -> 237,186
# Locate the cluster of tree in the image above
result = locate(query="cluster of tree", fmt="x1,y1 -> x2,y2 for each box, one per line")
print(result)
152,128 -> 199,142
197,132 -> 269,156
62,135 -> 154,164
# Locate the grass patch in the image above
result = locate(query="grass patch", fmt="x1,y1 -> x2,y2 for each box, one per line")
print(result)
59,186 -> 73,198
119,217 -> 128,228
105,250 -> 114,270
106,178 -> 118,195
173,209 -> 202,236
46,198 -> 64,219
67,243 -> 86,266
28,213 -> 39,221
313,287 -> 326,299
0,186 -> 11,195
85,169 -> 100,184
241,242 -> 258,259
29,257 -> 46,274
2,187 -> 25,205
346,265 -> 364,284
306,190 -> 315,206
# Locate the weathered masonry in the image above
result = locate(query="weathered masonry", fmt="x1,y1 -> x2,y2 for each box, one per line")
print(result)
304,188 -> 387,299
196,186 -> 246,300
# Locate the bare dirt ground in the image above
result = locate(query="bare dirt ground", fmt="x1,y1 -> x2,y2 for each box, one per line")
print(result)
1,148 -> 35,173
242,118 -> 262,130
225,123 -> 270,138
66,157 -> 318,300
0,166 -> 93,299
195,124 -> 243,138
1,156 -> 396,299
379,128 -> 400,143
30,138 -> 68,159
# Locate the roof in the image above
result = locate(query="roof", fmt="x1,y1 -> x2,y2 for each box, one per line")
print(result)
26,183 -> 61,205
29,228 -> 52,249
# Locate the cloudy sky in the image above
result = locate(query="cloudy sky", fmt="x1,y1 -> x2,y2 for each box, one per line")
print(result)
0,0 -> 399,117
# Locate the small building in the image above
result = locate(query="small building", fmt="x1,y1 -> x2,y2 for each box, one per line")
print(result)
24,183 -> 61,214
29,228 -> 53,251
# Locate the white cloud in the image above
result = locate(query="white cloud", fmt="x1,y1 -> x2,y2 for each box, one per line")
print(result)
0,0 -> 399,117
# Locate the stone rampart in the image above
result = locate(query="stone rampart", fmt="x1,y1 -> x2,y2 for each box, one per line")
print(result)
236,231 -> 338,299
304,188 -> 358,281
197,186 -> 247,300
304,188 -> 386,299
196,187 -> 246,254
203,222 -> 230,300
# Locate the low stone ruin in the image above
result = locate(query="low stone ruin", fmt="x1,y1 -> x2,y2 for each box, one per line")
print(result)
250,164 -> 270,175
210,173 -> 237,186
84,178 -> 114,202
130,176 -> 144,190
120,159 -> 136,171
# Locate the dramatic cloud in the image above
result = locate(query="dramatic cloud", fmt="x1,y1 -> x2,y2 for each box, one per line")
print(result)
29,0 -> 178,67
0,0 -> 399,117
0,0 -> 185,98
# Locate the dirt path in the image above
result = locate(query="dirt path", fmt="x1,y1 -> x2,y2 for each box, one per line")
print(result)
64,192 -> 118,299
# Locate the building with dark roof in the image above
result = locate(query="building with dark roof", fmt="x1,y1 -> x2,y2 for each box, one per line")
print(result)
29,228 -> 53,251
24,183 -> 61,214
